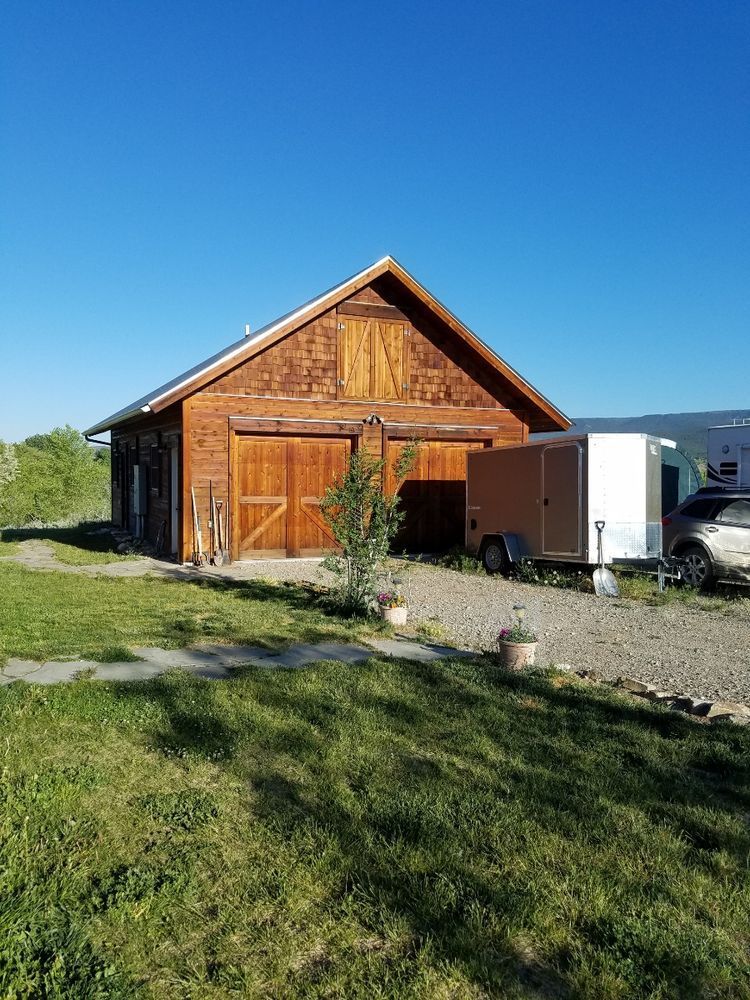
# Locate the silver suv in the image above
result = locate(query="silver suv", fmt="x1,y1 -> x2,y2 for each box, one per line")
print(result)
662,489 -> 750,587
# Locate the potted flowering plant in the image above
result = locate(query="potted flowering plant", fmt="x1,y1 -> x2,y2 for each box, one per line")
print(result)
376,590 -> 408,626
495,603 -> 537,670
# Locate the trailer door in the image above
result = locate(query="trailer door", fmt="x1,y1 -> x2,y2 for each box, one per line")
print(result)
542,443 -> 582,556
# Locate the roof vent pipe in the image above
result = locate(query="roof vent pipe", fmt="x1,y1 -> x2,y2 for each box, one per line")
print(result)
244,323 -> 251,337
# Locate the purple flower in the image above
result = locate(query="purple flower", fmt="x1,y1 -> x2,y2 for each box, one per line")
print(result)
498,628 -> 511,639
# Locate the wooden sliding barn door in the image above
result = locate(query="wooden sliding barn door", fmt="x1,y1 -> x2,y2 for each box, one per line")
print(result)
294,437 -> 350,556
236,437 -> 289,558
386,439 -> 487,551
236,435 -> 351,558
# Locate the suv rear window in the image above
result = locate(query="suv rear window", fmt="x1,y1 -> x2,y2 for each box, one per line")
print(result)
716,498 -> 750,526
680,499 -> 717,520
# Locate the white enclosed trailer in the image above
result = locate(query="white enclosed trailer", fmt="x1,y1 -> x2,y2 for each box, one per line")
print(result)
466,433 -> 664,572
707,422 -> 750,488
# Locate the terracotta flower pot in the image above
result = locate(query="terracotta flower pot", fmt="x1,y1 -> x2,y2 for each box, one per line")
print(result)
495,641 -> 537,671
380,606 -> 408,626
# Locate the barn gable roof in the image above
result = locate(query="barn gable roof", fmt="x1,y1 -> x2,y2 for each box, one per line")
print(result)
85,256 -> 570,435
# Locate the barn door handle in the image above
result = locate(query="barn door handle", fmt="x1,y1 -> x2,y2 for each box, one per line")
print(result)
543,498 -> 549,506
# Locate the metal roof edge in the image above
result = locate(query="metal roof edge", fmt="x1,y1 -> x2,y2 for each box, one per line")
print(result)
84,405 -> 151,437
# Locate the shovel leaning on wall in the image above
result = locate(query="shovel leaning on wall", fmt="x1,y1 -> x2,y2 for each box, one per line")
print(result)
593,520 -> 619,597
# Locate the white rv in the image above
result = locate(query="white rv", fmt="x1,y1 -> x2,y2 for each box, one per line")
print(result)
707,422 -> 750,489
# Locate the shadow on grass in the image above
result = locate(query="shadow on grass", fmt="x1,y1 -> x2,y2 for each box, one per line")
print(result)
2,521 -> 120,554
143,570 -> 387,650
110,658 -> 750,997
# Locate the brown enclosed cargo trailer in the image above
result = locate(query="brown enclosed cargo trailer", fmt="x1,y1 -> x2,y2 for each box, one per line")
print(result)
466,434 -> 671,574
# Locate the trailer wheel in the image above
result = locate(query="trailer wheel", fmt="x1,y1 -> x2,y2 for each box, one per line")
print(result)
482,540 -> 509,575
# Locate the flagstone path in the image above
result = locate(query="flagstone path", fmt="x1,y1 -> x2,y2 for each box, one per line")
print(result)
0,638 -> 473,686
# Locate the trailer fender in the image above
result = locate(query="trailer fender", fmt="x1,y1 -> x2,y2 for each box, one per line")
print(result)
479,533 -> 523,575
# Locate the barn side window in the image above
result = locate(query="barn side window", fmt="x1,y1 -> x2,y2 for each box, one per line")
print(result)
150,445 -> 161,495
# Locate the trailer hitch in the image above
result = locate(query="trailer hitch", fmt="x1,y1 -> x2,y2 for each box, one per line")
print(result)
657,556 -> 687,592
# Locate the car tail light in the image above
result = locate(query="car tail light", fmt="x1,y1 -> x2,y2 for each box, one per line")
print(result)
661,516 -> 672,526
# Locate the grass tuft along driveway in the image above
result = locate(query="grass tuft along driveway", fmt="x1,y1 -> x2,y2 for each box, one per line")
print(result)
1,657 -> 749,998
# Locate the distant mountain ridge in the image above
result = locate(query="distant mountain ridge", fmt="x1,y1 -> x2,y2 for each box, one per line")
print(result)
542,409 -> 750,460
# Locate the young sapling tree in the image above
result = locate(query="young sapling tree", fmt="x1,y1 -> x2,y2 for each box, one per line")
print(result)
320,440 -> 419,615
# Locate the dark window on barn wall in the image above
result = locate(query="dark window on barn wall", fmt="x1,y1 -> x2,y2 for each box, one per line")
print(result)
150,445 -> 161,495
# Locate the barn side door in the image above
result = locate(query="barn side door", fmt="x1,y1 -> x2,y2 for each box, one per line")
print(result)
234,433 -> 353,558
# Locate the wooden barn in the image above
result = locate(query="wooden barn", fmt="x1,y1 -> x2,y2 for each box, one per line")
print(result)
85,257 -> 570,562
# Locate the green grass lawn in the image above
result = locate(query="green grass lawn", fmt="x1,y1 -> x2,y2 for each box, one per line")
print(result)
0,562 -> 381,663
1,661 -> 748,999
44,538 -> 140,565
0,538 -> 21,556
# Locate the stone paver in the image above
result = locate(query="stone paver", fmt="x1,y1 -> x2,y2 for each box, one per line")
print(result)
92,661 -> 169,682
190,644 -> 273,664
259,642 -> 374,669
130,647 -> 227,667
367,638 -> 472,662
4,658 -> 43,678
30,661 -> 99,685
0,639 -> 472,686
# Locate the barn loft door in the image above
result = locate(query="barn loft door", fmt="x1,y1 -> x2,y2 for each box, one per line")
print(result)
387,439 -> 486,551
338,318 -> 406,400
236,435 -> 351,559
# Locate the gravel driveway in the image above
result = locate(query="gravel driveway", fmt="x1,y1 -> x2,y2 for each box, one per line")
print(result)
225,558 -> 750,705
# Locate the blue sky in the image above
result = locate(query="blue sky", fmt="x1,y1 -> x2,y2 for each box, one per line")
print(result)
1,0 -> 748,440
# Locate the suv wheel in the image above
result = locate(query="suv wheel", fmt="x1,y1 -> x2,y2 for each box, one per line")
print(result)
681,546 -> 714,589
